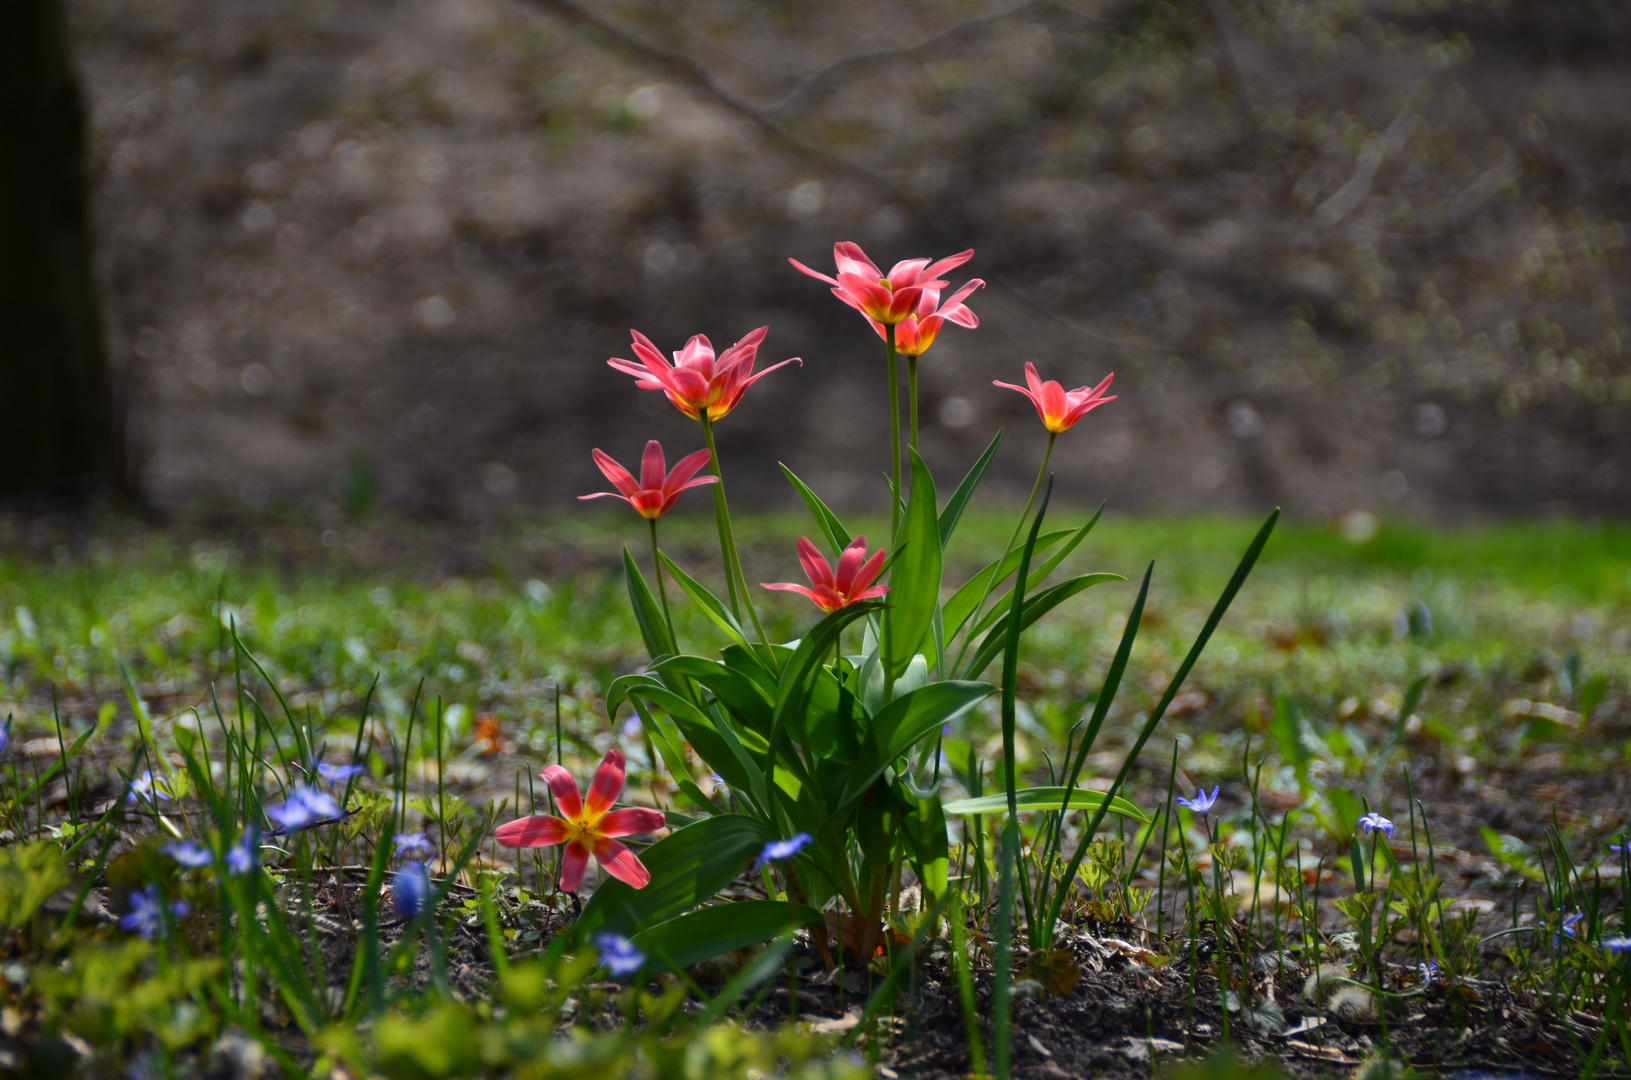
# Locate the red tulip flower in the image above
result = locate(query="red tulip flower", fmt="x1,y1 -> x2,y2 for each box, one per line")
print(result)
993,362 -> 1116,434
493,749 -> 666,892
608,327 -> 800,422
579,440 -> 716,520
884,279 -> 984,357
762,536 -> 889,614
790,242 -> 981,329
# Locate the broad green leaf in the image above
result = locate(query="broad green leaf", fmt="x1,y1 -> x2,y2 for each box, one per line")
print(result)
840,681 -> 994,806
901,787 -> 949,904
654,655 -> 773,736
943,788 -> 1149,823
576,815 -> 771,940
657,552 -> 751,654
626,696 -> 715,813
884,449 -> 941,676
632,900 -> 823,973
962,573 -> 1123,678
779,464 -> 853,557
1271,696 -> 1311,796
628,684 -> 765,815
623,548 -> 675,660
970,504 -> 1105,637
941,530 -> 1077,640
938,429 -> 1002,549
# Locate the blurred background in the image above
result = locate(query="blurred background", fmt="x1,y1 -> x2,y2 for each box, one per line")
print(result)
4,0 -> 1629,524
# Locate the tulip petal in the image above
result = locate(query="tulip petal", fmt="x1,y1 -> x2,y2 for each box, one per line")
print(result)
788,258 -> 841,287
591,449 -> 641,496
885,258 -> 931,288
796,537 -> 835,590
922,249 -> 975,281
850,548 -> 887,595
558,841 -> 591,892
833,241 -> 882,280
493,815 -> 569,848
833,536 -> 869,595
1023,361 -> 1045,398
592,837 -> 651,890
585,749 -> 626,819
639,441 -> 666,491
607,357 -> 666,389
664,447 -> 717,492
761,582 -> 824,605
540,764 -> 583,820
598,807 -> 667,838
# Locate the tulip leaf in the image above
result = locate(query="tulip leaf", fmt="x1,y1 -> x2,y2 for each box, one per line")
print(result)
938,428 -> 1003,549
654,655 -> 774,737
631,900 -> 824,973
941,529 -> 1077,640
962,572 -> 1124,679
779,463 -> 853,558
900,785 -> 950,904
625,694 -> 716,813
970,503 -> 1106,637
840,681 -> 994,807
943,788 -> 1150,823
623,548 -> 675,661
884,449 -> 942,676
627,684 -> 766,817
657,551 -> 752,656
575,814 -> 772,941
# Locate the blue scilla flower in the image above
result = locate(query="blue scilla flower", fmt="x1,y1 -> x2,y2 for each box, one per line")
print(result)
1603,936 -> 1631,955
1359,812 -> 1395,839
1418,960 -> 1439,985
756,833 -> 813,868
594,932 -> 645,977
226,826 -> 261,876
127,771 -> 171,806
1176,786 -> 1220,821
266,785 -> 342,833
316,761 -> 364,784
391,862 -> 431,919
0,716 -> 11,756
120,885 -> 188,940
163,841 -> 213,869
393,831 -> 430,857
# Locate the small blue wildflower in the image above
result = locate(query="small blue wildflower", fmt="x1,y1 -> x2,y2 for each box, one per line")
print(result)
1176,786 -> 1220,821
127,771 -> 171,806
226,826 -> 261,876
120,885 -> 189,940
163,841 -> 213,869
266,785 -> 342,832
1418,960 -> 1439,985
756,832 -> 813,868
1562,912 -> 1584,938
0,716 -> 11,756
316,761 -> 364,784
1359,812 -> 1395,839
1603,936 -> 1631,955
391,861 -> 431,919
393,831 -> 430,857
594,932 -> 645,977
1609,839 -> 1630,858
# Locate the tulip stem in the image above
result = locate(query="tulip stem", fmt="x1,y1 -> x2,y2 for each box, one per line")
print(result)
701,416 -> 778,668
949,432 -> 1056,677
907,355 -> 919,451
649,518 -> 675,643
886,324 -> 902,542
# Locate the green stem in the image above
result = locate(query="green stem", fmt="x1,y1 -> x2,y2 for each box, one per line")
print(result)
950,431 -> 1057,677
649,518 -> 675,643
700,415 -> 777,666
886,324 -> 901,542
907,353 -> 919,450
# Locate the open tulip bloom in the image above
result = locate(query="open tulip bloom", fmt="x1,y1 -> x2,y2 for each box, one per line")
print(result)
608,327 -> 799,424
994,361 -> 1116,435
494,749 -> 666,893
580,441 -> 716,520
789,241 -> 976,327
762,536 -> 889,614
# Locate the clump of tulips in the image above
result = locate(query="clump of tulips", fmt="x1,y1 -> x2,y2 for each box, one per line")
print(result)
496,241 -> 1279,970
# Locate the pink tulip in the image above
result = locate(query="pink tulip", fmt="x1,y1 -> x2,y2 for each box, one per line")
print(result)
579,440 -> 716,520
885,279 -> 984,357
608,327 -> 799,422
993,362 -> 1116,434
762,536 -> 889,614
790,242 -> 982,331
494,749 -> 666,892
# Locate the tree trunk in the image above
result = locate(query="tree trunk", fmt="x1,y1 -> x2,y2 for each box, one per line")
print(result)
0,0 -> 116,500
